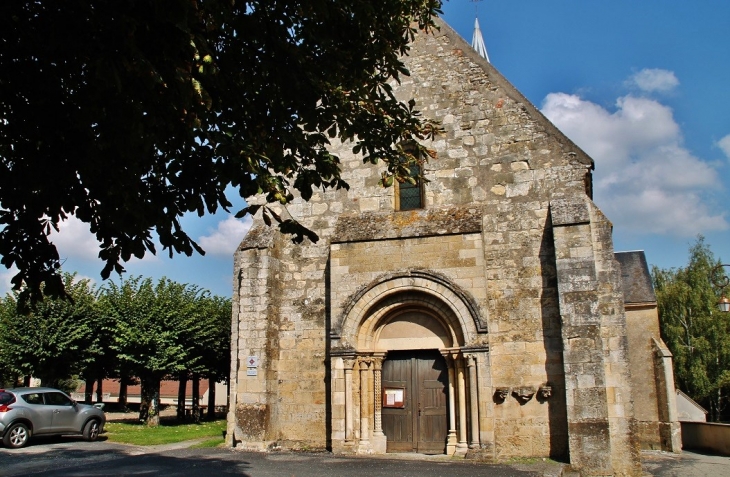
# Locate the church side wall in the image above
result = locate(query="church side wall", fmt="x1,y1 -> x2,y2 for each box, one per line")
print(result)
625,305 -> 662,448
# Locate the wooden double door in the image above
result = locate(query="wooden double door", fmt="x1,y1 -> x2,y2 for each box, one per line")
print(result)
381,350 -> 448,454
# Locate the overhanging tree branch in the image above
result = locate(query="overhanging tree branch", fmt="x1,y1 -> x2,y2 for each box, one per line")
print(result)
0,0 -> 443,300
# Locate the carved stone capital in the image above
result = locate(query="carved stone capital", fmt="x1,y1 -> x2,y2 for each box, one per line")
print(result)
371,353 -> 386,371
440,348 -> 461,368
343,357 -> 357,371
358,357 -> 371,370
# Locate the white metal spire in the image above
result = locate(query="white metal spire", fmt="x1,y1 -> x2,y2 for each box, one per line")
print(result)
471,17 -> 490,62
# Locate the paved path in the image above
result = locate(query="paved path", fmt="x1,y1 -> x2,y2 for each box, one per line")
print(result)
2,436 -> 729,476
642,450 -> 730,477
0,440 -> 554,476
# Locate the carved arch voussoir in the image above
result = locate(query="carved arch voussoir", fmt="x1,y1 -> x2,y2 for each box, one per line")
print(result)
331,269 -> 487,344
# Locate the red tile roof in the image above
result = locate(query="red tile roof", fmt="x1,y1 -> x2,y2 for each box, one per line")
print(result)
76,378 -> 210,398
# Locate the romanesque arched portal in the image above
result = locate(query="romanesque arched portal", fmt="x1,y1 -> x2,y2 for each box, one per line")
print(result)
329,272 -> 489,455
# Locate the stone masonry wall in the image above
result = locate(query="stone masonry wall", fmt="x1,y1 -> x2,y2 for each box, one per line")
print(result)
625,306 -> 662,449
590,204 -> 641,476
230,19 -> 640,474
228,231 -> 279,448
550,197 -> 640,476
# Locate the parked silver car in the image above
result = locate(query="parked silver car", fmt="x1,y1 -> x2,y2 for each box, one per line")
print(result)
0,387 -> 106,448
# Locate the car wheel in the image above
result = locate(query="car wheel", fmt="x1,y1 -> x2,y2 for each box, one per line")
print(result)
83,419 -> 100,442
3,423 -> 31,449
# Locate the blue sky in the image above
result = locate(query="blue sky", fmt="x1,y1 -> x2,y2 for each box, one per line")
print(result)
2,1 -> 729,297
441,0 -> 730,276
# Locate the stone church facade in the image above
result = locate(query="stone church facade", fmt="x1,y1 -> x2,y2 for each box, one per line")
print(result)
227,19 -> 679,476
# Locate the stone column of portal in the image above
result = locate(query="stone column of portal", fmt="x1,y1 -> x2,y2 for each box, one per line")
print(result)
358,358 -> 371,452
442,351 -> 458,455
343,357 -> 356,442
371,353 -> 387,453
466,354 -> 480,449
456,355 -> 468,455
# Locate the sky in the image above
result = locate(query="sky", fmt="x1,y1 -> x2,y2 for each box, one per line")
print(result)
2,1 -> 729,298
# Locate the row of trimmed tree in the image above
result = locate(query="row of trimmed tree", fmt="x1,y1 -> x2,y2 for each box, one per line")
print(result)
0,273 -> 231,426
653,237 -> 730,422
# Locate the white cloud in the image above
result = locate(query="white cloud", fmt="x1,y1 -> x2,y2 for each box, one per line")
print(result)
48,216 -> 100,262
542,91 -> 727,237
0,264 -> 96,296
48,215 -> 159,265
627,68 -> 679,93
717,134 -> 730,160
70,273 -> 96,287
0,265 -> 17,296
198,216 -> 252,256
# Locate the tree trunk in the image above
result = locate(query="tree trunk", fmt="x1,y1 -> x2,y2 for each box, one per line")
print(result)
192,372 -> 200,423
23,375 -> 31,387
177,372 -> 188,420
207,377 -> 216,421
139,374 -> 161,426
85,378 -> 94,403
119,377 -> 128,410
710,388 -> 724,423
96,377 -> 103,403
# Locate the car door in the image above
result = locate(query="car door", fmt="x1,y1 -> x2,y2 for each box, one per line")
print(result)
43,392 -> 78,433
19,392 -> 54,434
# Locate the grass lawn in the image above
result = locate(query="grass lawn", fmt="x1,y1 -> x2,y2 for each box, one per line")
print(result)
105,418 -> 227,446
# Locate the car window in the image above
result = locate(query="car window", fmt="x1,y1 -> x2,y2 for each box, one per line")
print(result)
43,392 -> 73,406
22,393 -> 43,405
0,392 -> 15,405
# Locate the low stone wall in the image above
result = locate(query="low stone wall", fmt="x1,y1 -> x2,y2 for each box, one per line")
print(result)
681,421 -> 730,456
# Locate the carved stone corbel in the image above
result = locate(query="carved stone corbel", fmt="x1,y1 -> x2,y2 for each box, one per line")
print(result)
494,387 -> 510,403
538,385 -> 552,402
512,386 -> 535,404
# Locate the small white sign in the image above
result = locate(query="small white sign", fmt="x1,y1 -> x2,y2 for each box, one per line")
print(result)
246,356 -> 259,368
246,368 -> 258,376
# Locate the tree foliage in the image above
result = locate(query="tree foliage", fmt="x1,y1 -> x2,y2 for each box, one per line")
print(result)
653,237 -> 730,421
0,0 -> 442,300
98,276 -> 230,425
0,273 -> 98,391
0,273 -> 231,425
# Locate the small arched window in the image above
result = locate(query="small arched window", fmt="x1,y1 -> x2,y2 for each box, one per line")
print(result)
395,144 -> 424,211
397,164 -> 423,210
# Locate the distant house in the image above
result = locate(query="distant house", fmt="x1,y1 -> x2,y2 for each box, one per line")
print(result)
73,379 -> 227,408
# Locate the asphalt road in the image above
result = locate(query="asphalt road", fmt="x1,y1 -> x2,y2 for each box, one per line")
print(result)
2,436 -> 730,477
0,437 -> 554,477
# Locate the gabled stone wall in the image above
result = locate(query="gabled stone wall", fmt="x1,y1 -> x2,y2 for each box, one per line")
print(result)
228,18 -> 647,476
